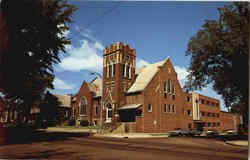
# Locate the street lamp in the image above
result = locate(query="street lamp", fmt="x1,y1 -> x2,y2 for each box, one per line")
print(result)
90,72 -> 103,134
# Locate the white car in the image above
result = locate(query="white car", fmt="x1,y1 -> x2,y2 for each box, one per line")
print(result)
223,129 -> 237,135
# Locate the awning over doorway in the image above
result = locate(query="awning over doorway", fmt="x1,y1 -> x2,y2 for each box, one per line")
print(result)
117,104 -> 142,110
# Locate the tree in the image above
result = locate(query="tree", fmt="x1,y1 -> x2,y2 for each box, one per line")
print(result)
184,2 -> 249,125
40,91 -> 61,126
0,0 -> 77,120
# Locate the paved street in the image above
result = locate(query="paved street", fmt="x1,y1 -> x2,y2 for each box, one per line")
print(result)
0,131 -> 248,160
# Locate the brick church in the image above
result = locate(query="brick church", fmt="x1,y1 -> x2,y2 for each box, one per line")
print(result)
73,42 -> 242,133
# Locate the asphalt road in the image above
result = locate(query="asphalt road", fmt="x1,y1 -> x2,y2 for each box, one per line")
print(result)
0,132 -> 248,160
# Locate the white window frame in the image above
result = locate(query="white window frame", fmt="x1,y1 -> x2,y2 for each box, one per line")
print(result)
124,63 -> 127,77
148,104 -> 152,112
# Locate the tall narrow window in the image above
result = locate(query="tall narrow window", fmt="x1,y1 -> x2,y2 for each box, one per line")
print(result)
172,105 -> 175,113
106,65 -> 109,78
168,104 -> 171,112
80,97 -> 87,115
172,84 -> 175,94
112,63 -> 115,77
95,104 -> 98,115
128,64 -> 131,79
164,104 -> 167,113
164,81 -> 167,98
168,79 -> 171,93
127,64 -> 130,78
109,65 -> 112,78
123,64 -> 126,77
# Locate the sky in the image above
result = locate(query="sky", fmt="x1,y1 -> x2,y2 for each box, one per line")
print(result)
52,1 -> 232,111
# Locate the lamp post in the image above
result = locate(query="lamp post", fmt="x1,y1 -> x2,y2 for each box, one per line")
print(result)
90,72 -> 103,134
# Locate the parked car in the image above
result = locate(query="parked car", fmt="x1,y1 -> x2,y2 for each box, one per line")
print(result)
168,128 -> 188,137
206,130 -> 219,137
222,129 -> 237,135
187,129 -> 202,136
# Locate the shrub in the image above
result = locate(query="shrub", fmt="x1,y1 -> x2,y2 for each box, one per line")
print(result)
80,120 -> 89,126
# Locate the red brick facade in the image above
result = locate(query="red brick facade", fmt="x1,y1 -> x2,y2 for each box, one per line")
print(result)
74,42 -> 242,133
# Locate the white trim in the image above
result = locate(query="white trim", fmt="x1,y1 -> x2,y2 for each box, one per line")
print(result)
128,64 -> 131,79
148,104 -> 152,112
124,63 -> 127,77
106,106 -> 112,123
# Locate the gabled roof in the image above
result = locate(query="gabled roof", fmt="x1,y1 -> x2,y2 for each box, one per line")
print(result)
54,94 -> 71,108
127,57 -> 169,94
87,78 -> 102,98
135,66 -> 146,75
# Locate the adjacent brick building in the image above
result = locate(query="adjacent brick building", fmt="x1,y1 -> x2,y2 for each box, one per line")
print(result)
73,42 -> 242,133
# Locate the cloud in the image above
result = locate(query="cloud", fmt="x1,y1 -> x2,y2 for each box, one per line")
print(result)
58,31 -> 104,72
136,58 -> 150,67
174,66 -> 189,81
53,78 -> 74,90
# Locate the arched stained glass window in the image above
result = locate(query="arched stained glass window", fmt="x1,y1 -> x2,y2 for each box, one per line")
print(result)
80,97 -> 87,115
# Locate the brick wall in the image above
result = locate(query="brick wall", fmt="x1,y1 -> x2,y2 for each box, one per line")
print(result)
74,81 -> 94,123
220,112 -> 241,131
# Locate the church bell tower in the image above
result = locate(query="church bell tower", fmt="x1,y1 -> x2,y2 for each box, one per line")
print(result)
102,42 -> 136,124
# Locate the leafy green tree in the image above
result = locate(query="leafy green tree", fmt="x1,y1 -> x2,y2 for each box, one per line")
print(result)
0,0 -> 77,120
40,91 -> 61,126
184,2 -> 249,124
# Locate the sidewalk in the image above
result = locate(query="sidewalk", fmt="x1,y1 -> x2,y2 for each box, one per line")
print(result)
225,140 -> 248,147
42,127 -> 97,133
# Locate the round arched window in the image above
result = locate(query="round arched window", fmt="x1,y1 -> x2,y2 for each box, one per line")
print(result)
80,97 -> 86,115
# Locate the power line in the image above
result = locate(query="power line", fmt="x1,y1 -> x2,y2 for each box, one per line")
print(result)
69,2 -> 121,40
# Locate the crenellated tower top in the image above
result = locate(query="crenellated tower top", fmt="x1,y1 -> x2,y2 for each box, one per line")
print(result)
104,42 -> 135,56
